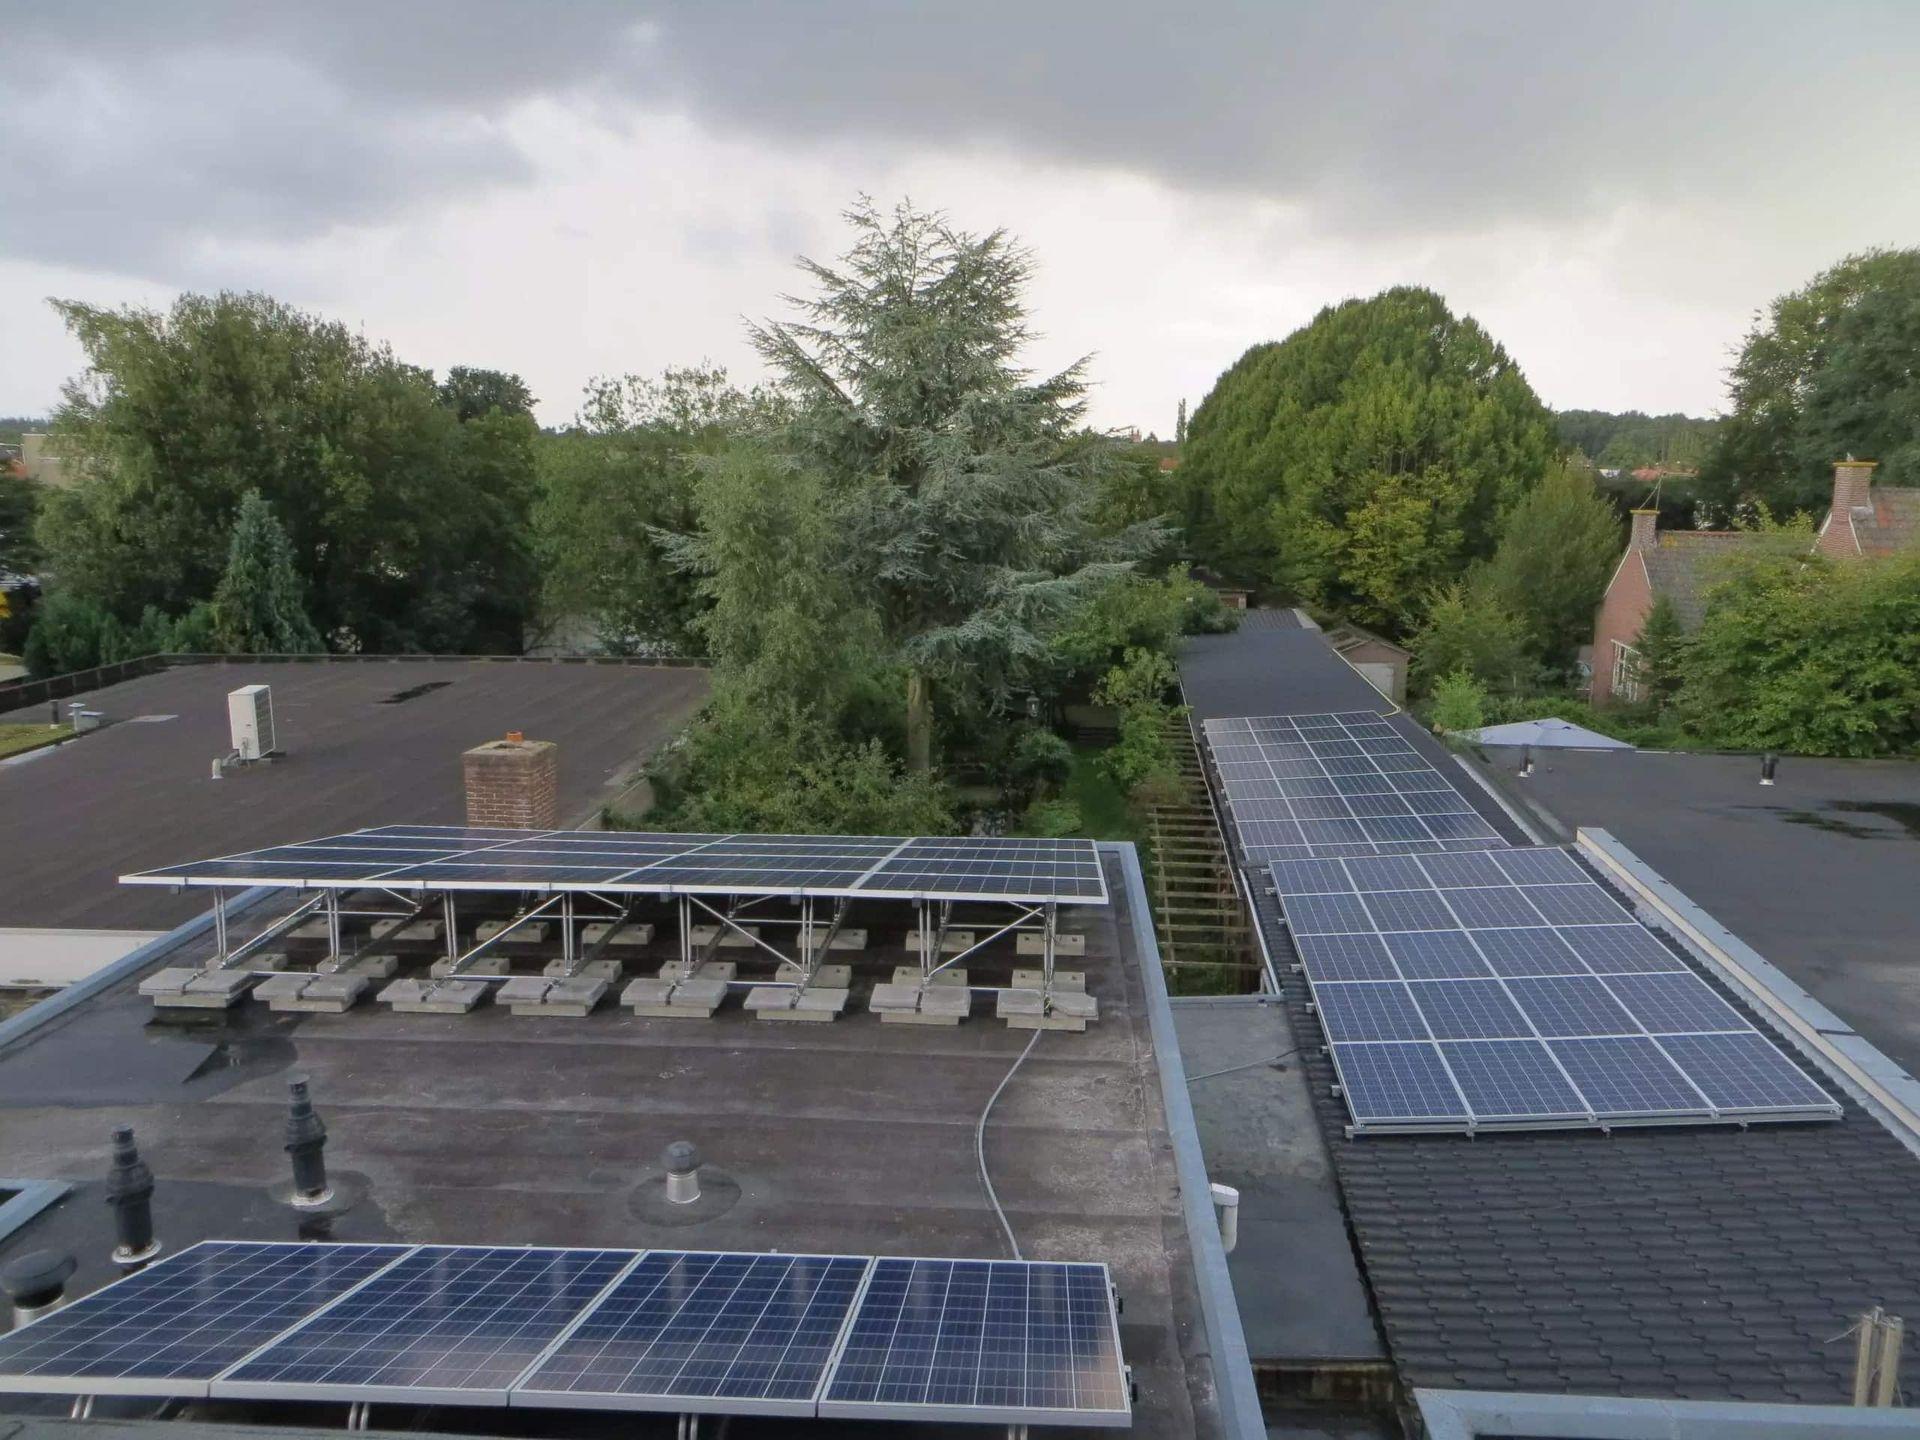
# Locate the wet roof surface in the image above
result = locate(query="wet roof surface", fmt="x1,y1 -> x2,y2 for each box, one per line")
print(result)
0,855 -> 1221,1440
0,661 -> 709,930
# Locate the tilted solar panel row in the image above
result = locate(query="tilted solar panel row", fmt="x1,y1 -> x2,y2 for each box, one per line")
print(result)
1200,710 -> 1506,860
1270,850 -> 1841,1134
121,827 -> 1109,906
0,1241 -> 1131,1428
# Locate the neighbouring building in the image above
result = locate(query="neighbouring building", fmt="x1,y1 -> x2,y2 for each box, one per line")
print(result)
1187,563 -> 1252,609
1590,458 -> 1920,705
19,433 -> 71,488
1321,618 -> 1410,703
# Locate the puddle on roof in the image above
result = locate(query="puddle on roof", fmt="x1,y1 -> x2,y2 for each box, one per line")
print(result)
1765,802 -> 1920,841
378,680 -> 454,704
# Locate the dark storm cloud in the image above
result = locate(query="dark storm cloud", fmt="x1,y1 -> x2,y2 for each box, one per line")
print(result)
3,1 -> 1915,281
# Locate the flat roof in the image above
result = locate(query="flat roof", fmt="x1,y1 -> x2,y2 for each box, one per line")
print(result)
0,850 -> 1227,1440
0,660 -> 708,930
1474,747 -> 1920,1082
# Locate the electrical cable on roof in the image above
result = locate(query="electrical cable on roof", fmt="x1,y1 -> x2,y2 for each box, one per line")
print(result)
976,1027 -> 1041,1261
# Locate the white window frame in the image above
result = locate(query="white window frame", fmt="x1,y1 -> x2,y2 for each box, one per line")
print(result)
1610,640 -> 1645,703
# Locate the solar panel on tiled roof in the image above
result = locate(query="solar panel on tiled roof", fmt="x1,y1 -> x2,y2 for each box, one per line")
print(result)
1271,850 -> 1842,1134
1201,712 -> 1505,861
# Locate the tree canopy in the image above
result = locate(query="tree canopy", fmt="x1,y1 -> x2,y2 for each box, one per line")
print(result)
1554,409 -> 1718,470
1178,286 -> 1558,632
749,198 -> 1161,768
1699,248 -> 1920,519
37,292 -> 537,652
209,490 -> 322,654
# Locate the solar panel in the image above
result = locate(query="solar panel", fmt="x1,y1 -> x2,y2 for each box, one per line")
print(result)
817,1258 -> 1130,1428
1272,849 -> 1842,1134
0,1241 -> 407,1396
512,1251 -> 868,1417
1201,711 -> 1505,862
214,1246 -> 636,1405
123,827 -> 1108,906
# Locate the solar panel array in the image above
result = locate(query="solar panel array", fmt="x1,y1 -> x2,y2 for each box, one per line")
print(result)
1202,711 -> 1505,861
1271,848 -> 1841,1133
122,825 -> 1108,906
0,1242 -> 1130,1428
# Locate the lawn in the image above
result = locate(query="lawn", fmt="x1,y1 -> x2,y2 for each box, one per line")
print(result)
0,723 -> 71,760
1059,744 -> 1140,843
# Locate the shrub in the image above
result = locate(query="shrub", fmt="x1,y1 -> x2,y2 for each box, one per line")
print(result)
1009,728 -> 1073,797
1021,798 -> 1083,838
1429,668 -> 1488,734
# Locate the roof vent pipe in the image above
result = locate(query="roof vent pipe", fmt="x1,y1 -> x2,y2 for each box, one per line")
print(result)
1209,1182 -> 1240,1254
663,1141 -> 701,1205
106,1125 -> 159,1268
285,1077 -> 332,1208
2,1250 -> 77,1329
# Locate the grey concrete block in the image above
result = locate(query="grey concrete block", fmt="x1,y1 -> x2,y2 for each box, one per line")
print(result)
380,978 -> 487,1014
658,960 -> 735,984
290,918 -> 332,940
248,952 -> 291,972
868,982 -> 921,1013
621,977 -> 676,1008
138,967 -> 198,998
497,977 -> 553,1006
1050,990 -> 1099,1020
779,962 -> 851,989
743,985 -> 795,1014
1017,931 -> 1086,956
253,973 -> 314,1004
670,975 -> 729,1010
995,987 -> 1047,1017
907,930 -> 976,955
544,957 -> 622,981
173,970 -> 254,1008
476,919 -> 550,944
791,987 -> 849,1016
918,985 -> 972,1019
283,973 -> 370,1014
371,917 -> 443,941
582,921 -> 654,947
1013,968 -> 1084,992
431,955 -> 510,978
343,953 -> 400,979
802,925 -> 868,952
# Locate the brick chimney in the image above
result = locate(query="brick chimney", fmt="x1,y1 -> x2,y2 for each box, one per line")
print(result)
463,734 -> 557,829
1817,458 -> 1878,559
1628,509 -> 1659,551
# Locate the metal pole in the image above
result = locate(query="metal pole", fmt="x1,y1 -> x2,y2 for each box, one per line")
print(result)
679,895 -> 692,969
325,890 -> 341,962
442,894 -> 458,962
562,891 -> 576,967
1043,903 -> 1058,994
213,892 -> 229,964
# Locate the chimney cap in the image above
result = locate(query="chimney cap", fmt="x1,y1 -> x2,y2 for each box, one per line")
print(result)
505,730 -> 525,743
1836,456 -> 1879,467
1629,507 -> 1660,514
663,1140 -> 699,1175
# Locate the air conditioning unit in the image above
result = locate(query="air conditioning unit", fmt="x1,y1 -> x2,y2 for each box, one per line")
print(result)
228,684 -> 277,762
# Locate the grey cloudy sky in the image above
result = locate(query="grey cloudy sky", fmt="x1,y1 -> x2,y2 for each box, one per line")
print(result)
3,1 -> 1916,432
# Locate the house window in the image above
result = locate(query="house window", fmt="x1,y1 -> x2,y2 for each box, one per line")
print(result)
1611,640 -> 1645,703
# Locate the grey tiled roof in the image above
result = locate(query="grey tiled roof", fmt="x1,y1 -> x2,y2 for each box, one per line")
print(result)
1639,533 -> 1756,631
1252,882 -> 1920,1402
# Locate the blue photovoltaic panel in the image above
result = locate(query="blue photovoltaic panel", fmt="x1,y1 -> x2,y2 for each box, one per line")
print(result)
818,1258 -> 1130,1427
1274,849 -> 1841,1134
214,1245 -> 634,1404
1202,711 -> 1505,862
0,1242 -> 405,1397
123,827 -> 1107,906
512,1251 -> 868,1417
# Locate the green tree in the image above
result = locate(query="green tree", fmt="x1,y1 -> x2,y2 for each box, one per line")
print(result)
0,471 -> 37,577
437,366 -> 534,422
1429,669 -> 1487,733
1553,409 -> 1718,470
1699,249 -> 1920,518
1179,286 -> 1557,628
749,199 -> 1161,770
1476,464 -> 1623,671
534,366 -> 773,655
209,490 -> 322,654
1678,547 -> 1920,755
1409,582 -> 1537,696
38,291 -> 536,652
1633,594 -> 1687,711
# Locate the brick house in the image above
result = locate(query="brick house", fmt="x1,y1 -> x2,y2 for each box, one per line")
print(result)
1589,458 -> 1920,705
